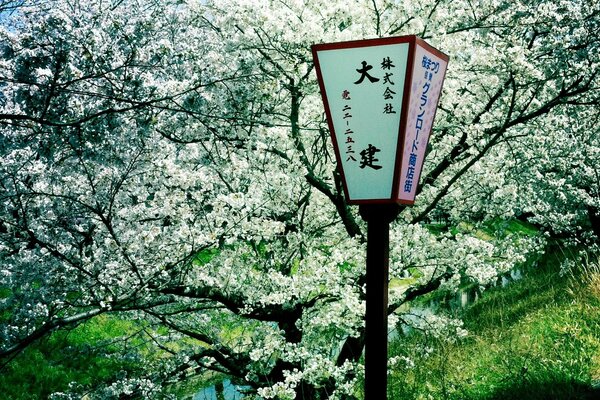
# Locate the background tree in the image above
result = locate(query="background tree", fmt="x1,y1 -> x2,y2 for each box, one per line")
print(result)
1,0 -> 598,398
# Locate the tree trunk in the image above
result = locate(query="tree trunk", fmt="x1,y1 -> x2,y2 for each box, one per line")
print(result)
215,380 -> 226,400
588,205 -> 600,240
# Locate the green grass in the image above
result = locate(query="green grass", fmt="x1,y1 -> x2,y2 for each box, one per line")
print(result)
450,218 -> 540,240
0,314 -> 152,399
388,248 -> 600,400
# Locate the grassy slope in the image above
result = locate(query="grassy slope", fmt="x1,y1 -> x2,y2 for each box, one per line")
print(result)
0,315 -> 155,399
389,246 -> 600,400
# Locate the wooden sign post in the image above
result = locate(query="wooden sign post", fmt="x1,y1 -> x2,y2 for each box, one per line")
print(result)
312,36 -> 449,399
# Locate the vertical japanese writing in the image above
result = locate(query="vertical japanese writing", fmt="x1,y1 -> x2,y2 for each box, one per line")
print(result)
381,56 -> 397,115
404,55 -> 441,193
341,90 -> 356,162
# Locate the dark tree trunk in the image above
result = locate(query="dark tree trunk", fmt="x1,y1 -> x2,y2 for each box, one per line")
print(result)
215,380 -> 226,400
588,205 -> 600,240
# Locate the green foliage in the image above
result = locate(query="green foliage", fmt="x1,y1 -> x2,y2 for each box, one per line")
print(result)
194,248 -> 221,266
450,218 -> 540,240
0,315 -> 150,399
389,250 -> 600,400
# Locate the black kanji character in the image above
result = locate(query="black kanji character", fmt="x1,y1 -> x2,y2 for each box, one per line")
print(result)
383,87 -> 396,100
383,72 -> 395,85
383,103 -> 396,114
359,144 -> 382,170
381,56 -> 395,70
354,61 -> 380,84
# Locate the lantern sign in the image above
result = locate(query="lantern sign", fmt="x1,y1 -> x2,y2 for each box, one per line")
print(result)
312,36 -> 448,204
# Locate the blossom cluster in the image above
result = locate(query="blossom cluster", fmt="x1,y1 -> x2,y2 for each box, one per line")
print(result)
0,0 -> 598,397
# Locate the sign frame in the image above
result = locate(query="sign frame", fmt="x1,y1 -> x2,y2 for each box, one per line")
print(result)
312,35 -> 449,205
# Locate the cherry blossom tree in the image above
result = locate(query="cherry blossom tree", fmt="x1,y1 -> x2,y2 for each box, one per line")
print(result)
1,0 -> 598,398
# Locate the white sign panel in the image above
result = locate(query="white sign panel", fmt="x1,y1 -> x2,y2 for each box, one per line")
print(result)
314,42 -> 409,201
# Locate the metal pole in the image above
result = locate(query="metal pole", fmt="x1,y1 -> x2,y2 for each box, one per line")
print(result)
360,204 -> 400,400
